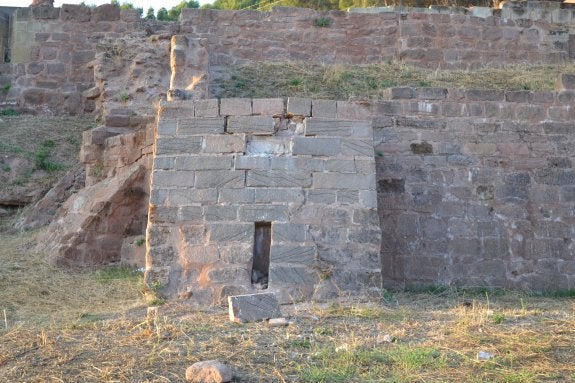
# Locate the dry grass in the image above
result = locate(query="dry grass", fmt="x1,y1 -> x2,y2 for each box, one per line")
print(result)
213,62 -> 575,100
1,231 -> 574,382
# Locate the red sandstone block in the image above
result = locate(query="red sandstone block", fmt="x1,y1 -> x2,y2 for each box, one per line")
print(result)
60,4 -> 91,22
336,101 -> 371,120
220,98 -> 252,116
311,100 -> 337,118
252,98 -> 284,115
466,89 -> 504,101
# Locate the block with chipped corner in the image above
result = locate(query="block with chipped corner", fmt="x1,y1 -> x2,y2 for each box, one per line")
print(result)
228,293 -> 282,323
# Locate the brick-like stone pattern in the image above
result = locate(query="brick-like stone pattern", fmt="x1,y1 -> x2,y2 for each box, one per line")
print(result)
146,98 -> 382,304
180,7 -> 570,70
370,88 -> 575,292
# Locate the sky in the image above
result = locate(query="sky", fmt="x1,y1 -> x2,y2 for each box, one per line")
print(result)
1,0 -> 212,12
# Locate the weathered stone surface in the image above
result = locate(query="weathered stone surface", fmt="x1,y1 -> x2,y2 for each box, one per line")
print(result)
177,118 -> 225,135
220,98 -> 251,116
287,97 -> 311,116
227,116 -> 274,135
228,293 -> 282,323
185,360 -> 233,383
253,98 -> 284,115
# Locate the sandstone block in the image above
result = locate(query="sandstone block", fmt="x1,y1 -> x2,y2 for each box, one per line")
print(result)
305,118 -> 367,137
238,205 -> 288,222
220,98 -> 252,116
311,99 -> 337,118
271,157 -> 324,172
382,87 -> 414,100
342,139 -> 374,157
337,189 -> 359,203
177,118 -> 225,135
416,87 -> 447,100
228,293 -> 282,323
195,170 -> 245,188
91,3 -> 120,22
557,73 -> 575,91
194,99 -> 219,117
246,137 -> 290,156
466,89 -> 504,101
154,157 -> 175,170
336,101 -> 370,120
287,97 -> 311,116
252,98 -> 284,115
185,360 -> 233,383
178,206 -> 204,221
292,137 -> 341,156
227,116 -> 274,135
60,4 -> 91,22
203,134 -> 245,154
247,170 -> 312,188
157,119 -> 177,136
307,189 -> 336,203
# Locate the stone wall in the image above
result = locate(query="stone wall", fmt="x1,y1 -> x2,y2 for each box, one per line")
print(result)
179,6 -> 570,71
370,86 -> 575,291
146,98 -> 381,304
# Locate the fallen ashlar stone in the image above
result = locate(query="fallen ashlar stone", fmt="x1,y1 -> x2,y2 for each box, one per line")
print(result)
185,360 -> 233,383
228,292 -> 282,323
268,317 -> 289,327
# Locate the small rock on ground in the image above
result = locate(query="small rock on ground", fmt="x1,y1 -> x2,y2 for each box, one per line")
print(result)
185,360 -> 233,383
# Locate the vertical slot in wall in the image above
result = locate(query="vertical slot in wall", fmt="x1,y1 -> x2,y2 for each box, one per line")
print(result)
251,222 -> 271,289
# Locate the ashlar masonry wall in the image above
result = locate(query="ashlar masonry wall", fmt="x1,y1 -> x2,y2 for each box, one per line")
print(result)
146,98 -> 382,304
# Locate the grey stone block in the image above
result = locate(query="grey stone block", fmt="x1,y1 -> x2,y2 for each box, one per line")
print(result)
194,99 -> 219,117
311,99 -> 337,118
157,119 -> 177,136
178,206 -> 203,221
270,157 -> 324,172
254,189 -> 304,203
154,156 -> 175,170
292,137 -> 341,156
287,97 -> 312,116
209,223 -> 254,243
360,190 -> 378,208
175,156 -> 233,171
269,265 -> 317,284
270,245 -> 316,264
313,173 -> 376,190
227,116 -> 275,135
219,188 -> 255,203
348,228 -> 382,244
341,139 -> 374,157
235,155 -> 271,170
238,205 -> 288,222
325,160 -> 356,173
353,209 -> 380,226
337,190 -> 359,204
305,118 -> 354,137
306,189 -> 336,203
272,223 -> 307,242
246,137 -> 291,156
177,117 -> 225,135
195,170 -> 245,188
153,170 -> 195,188
169,189 -> 218,205
220,98 -> 252,116
247,170 -> 312,188
203,205 -> 238,221
228,293 -> 282,323
156,136 -> 202,155
150,189 -> 167,206
204,134 -> 246,153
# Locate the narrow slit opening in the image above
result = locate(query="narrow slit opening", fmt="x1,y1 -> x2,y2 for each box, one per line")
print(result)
251,222 -> 271,289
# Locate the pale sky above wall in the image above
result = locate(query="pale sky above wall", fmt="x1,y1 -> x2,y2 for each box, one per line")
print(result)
1,0 -> 213,12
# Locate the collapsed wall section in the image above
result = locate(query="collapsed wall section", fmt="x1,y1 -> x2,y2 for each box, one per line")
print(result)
146,98 -> 382,304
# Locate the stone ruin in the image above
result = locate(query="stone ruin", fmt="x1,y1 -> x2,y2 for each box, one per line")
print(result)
1,1 -> 575,303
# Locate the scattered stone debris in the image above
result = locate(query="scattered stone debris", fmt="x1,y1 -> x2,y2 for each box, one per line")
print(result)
477,351 -> 495,361
228,292 -> 282,323
378,333 -> 396,343
268,317 -> 289,327
185,360 -> 233,383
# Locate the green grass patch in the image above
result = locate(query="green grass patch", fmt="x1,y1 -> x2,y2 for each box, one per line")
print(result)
94,265 -> 142,284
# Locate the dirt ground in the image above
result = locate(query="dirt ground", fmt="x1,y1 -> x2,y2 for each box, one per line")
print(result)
0,230 -> 574,383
